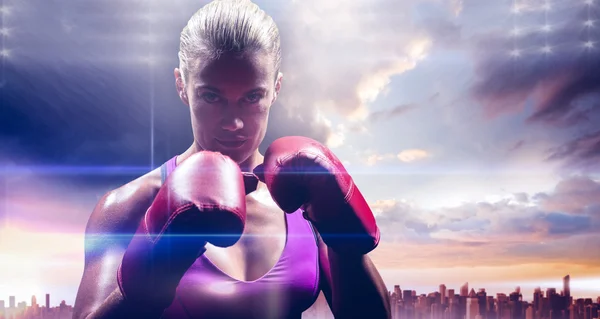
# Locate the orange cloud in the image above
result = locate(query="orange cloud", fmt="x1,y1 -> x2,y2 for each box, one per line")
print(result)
369,176 -> 600,269
397,149 -> 430,163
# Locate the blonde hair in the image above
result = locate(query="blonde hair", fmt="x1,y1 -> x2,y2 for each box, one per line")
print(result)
178,0 -> 282,86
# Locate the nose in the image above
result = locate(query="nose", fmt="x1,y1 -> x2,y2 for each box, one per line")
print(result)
221,114 -> 244,132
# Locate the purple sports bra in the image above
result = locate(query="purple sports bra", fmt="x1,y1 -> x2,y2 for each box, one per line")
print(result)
159,156 -> 321,319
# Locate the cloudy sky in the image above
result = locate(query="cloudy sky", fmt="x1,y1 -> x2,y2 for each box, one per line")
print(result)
1,0 -> 600,308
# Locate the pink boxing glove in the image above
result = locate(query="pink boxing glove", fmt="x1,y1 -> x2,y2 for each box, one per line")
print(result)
255,136 -> 380,255
118,151 -> 257,312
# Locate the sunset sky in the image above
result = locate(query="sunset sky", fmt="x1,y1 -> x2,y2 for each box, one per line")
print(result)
1,0 -> 600,307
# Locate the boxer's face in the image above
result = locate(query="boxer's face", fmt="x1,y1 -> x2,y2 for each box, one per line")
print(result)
176,50 -> 282,164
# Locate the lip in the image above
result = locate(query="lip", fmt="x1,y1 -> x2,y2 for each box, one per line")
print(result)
215,138 -> 247,149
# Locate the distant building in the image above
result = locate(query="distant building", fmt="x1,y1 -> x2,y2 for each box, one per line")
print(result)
461,283 -> 469,297
467,298 -> 480,319
440,285 -> 447,305
448,289 -> 455,301
526,305 -> 534,319
563,276 -> 570,299
394,285 -> 402,298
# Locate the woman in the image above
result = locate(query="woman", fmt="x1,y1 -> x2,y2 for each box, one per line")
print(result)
73,0 -> 390,318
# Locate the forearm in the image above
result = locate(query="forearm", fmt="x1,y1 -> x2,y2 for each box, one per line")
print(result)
83,288 -> 165,319
327,247 -> 390,319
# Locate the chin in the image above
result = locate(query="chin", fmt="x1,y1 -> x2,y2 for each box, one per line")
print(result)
200,139 -> 257,166
215,147 -> 253,165
220,151 -> 245,162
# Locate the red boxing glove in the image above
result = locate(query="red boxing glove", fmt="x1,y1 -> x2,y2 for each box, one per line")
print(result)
118,151 -> 256,311
255,136 -> 380,255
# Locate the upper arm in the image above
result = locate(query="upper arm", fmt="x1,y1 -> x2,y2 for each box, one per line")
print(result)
73,180 -> 158,319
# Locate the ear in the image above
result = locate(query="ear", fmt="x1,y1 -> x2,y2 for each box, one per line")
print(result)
271,72 -> 283,105
174,68 -> 189,106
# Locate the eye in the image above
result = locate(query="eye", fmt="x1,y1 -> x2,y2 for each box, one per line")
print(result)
244,92 -> 264,104
200,92 -> 222,103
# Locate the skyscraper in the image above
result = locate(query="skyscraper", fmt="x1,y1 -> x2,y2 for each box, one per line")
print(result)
432,302 -> 442,319
467,297 -> 480,319
583,305 -> 592,319
563,275 -> 570,299
440,285 -> 446,305
469,289 -> 477,298
9,296 -> 15,308
547,288 -> 556,299
486,296 -> 495,319
569,304 -> 577,319
394,285 -> 402,299
461,283 -> 469,297
477,289 -> 487,317
534,287 -> 543,316
404,290 -> 413,305
448,289 -> 455,301
510,289 -> 523,319
564,275 -> 572,314
526,305 -> 534,319
46,293 -> 50,309
497,294 -> 508,319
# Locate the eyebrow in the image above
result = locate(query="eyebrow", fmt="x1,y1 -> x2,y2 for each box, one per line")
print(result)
196,85 -> 221,93
195,85 -> 267,94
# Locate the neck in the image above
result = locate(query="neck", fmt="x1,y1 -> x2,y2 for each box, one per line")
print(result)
238,150 -> 264,172
177,142 -> 263,172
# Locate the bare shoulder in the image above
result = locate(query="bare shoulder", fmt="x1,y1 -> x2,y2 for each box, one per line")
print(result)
84,168 -> 163,257
74,168 -> 163,318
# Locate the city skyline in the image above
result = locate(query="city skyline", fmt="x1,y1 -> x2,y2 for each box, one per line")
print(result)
0,275 -> 597,308
0,292 -> 72,319
1,275 -> 599,319
383,274 -> 599,319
